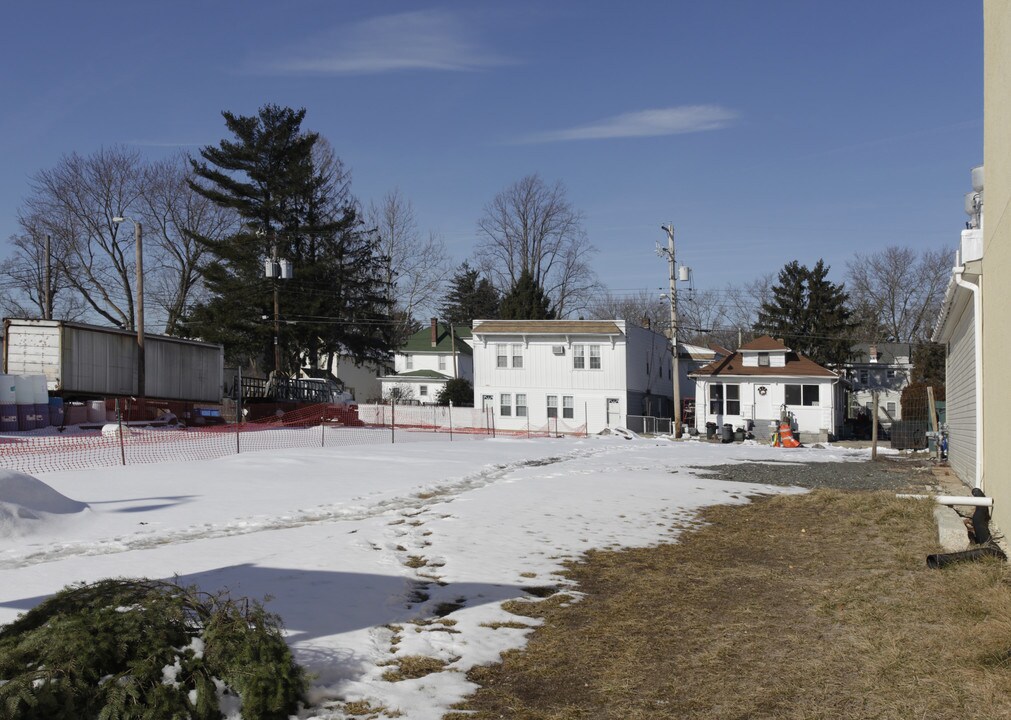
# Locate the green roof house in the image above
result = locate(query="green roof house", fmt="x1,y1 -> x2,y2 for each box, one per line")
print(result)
379,318 -> 473,404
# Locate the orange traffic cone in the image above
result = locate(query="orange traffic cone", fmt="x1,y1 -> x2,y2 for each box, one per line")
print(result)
777,421 -> 801,448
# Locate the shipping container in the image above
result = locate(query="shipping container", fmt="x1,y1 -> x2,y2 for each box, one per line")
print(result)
3,319 -> 223,403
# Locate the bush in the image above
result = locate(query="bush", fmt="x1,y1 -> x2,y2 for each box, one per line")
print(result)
0,578 -> 307,720
437,378 -> 474,406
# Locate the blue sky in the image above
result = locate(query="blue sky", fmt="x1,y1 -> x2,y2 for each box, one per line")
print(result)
0,1 -> 982,299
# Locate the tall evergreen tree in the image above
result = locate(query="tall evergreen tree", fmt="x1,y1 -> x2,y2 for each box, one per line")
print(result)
499,269 -> 555,320
184,105 -> 393,372
439,262 -> 500,325
754,259 -> 854,366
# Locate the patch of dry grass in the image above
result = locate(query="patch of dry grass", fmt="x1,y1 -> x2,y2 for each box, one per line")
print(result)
381,654 -> 452,682
340,699 -> 402,717
451,489 -> 1011,719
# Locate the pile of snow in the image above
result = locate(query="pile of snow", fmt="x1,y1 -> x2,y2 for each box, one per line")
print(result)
0,468 -> 88,534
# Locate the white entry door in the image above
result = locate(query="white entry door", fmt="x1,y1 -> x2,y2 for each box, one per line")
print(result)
606,398 -> 620,426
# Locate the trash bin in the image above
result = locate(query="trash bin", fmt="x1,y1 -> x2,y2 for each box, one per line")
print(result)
706,421 -> 717,440
721,423 -> 734,443
734,427 -> 746,442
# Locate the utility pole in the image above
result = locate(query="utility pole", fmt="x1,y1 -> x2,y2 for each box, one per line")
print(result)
112,216 -> 144,400
272,240 -> 281,374
135,221 -> 144,399
44,234 -> 52,320
660,224 -> 681,437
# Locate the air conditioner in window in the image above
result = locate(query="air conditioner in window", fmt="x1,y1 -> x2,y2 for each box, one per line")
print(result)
552,345 -> 565,355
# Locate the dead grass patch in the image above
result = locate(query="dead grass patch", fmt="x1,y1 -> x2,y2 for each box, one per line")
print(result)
404,555 -> 427,569
340,699 -> 402,717
453,489 -> 1011,719
481,621 -> 536,630
381,654 -> 452,682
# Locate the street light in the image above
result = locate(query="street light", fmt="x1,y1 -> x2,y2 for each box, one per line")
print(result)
112,215 -> 145,400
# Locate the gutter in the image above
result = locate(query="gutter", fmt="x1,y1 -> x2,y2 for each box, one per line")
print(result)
953,266 -> 983,490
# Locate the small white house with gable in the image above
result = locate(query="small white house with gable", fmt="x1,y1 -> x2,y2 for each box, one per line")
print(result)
470,319 -> 673,434
379,319 -> 473,404
690,336 -> 842,442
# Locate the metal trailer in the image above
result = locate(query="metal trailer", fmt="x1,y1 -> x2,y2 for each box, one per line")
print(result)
3,318 -> 223,404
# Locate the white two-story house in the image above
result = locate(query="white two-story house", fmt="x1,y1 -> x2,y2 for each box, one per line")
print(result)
691,336 -> 842,442
379,319 -> 473,404
470,319 -> 673,434
840,343 -> 914,426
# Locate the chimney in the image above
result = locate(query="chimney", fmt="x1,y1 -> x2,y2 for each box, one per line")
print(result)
430,318 -> 438,347
869,343 -> 878,363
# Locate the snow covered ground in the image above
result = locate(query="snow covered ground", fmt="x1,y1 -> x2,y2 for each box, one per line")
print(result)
0,433 -> 876,719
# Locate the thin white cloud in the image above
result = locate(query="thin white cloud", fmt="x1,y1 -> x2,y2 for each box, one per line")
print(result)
251,10 -> 511,75
517,105 -> 738,144
124,140 -> 202,148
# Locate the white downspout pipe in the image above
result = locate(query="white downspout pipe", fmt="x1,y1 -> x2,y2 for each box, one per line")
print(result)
954,267 -> 983,490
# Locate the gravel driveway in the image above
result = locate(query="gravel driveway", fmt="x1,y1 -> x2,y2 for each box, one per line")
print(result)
690,453 -> 939,492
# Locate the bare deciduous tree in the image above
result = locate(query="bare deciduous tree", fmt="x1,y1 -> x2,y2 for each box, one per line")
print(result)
587,289 -> 667,330
0,212 -> 87,321
367,188 -> 449,334
11,148 -> 236,334
846,246 -> 952,342
475,174 -> 598,317
140,156 -> 237,332
24,147 -> 144,329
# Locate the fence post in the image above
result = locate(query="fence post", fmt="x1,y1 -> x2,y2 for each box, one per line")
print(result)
871,392 -> 879,461
391,400 -> 396,444
116,398 -> 126,466
491,407 -> 496,438
449,401 -> 454,442
585,402 -> 589,438
236,367 -> 242,455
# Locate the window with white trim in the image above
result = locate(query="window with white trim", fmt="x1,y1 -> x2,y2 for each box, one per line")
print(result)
563,395 -> 574,419
859,369 -> 869,385
785,384 -> 820,406
496,344 -> 507,368
758,352 -> 770,367
709,383 -> 740,415
589,345 -> 601,369
573,345 -> 585,369
516,394 -> 528,417
500,393 -> 512,416
405,355 -> 413,370
419,385 -> 428,397
725,384 -> 740,415
512,344 -> 523,368
886,401 -> 896,415
547,395 -> 558,418
709,384 -> 724,415
438,355 -> 446,371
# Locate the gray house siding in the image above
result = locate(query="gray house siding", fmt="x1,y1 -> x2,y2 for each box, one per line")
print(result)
947,302 -> 976,486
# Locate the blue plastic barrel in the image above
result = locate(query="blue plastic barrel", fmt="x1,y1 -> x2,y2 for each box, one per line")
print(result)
49,397 -> 64,427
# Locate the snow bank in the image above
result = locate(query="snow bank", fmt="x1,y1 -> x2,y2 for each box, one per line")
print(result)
0,469 -> 88,534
